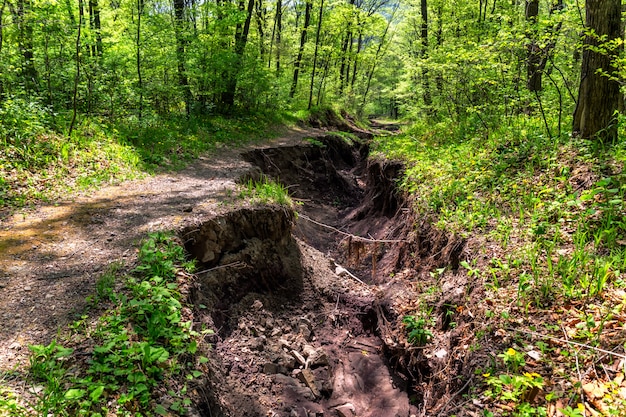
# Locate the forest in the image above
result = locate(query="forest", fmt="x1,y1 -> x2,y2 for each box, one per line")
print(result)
1,0 -> 626,415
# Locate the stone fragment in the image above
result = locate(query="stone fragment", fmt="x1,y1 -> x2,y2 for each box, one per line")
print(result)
333,403 -> 355,417
303,345 -> 329,368
252,300 -> 263,310
290,349 -> 307,366
296,368 -> 320,398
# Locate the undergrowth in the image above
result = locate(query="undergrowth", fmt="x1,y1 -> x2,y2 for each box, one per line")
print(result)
378,115 -> 626,416
0,232 -> 210,416
0,97 -> 289,210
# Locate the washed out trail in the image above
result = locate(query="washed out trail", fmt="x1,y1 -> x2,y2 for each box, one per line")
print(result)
0,122 -> 476,417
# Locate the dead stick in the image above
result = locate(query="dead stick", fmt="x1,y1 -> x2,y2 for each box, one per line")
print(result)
298,213 -> 408,243
507,327 -> 626,360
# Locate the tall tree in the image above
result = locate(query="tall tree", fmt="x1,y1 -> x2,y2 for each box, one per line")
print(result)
420,0 -> 431,106
290,0 -> 312,98
572,0 -> 621,141
174,0 -> 192,115
15,0 -> 38,92
308,0 -> 324,109
220,0 -> 255,110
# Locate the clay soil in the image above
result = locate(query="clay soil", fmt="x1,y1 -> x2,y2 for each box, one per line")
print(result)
0,124 -> 485,416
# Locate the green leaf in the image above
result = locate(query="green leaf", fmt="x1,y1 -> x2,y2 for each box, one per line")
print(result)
90,385 -> 106,402
64,388 -> 86,400
154,404 -> 169,416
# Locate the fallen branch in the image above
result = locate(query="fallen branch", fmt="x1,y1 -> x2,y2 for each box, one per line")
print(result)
507,327 -> 626,360
334,263 -> 367,285
195,261 -> 247,275
298,213 -> 408,243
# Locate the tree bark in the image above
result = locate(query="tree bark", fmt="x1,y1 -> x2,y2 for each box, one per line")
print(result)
290,0 -> 311,98
572,0 -> 621,141
0,0 -> 5,101
525,0 -> 541,91
420,0 -> 431,106
136,0 -> 144,120
308,0 -> 324,109
220,0 -> 255,110
69,0 -> 83,136
174,0 -> 192,115
88,0 -> 103,57
16,0 -> 38,92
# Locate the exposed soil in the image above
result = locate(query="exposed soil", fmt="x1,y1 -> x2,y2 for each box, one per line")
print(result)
0,123 -> 483,416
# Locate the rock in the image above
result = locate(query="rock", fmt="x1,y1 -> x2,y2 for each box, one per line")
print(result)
252,299 -> 264,310
303,345 -> 329,368
298,324 -> 313,341
333,403 -> 356,417
23,286 -> 32,291
271,327 -> 282,337
290,350 -> 307,366
263,363 -> 280,374
250,337 -> 266,351
274,374 -> 315,400
296,369 -> 320,398
278,353 -> 296,370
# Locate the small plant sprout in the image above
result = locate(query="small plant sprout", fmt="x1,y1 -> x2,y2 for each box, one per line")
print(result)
402,315 -> 434,346
498,347 -> 526,373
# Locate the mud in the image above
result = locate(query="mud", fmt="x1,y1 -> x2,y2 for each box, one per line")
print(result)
184,132 -> 475,416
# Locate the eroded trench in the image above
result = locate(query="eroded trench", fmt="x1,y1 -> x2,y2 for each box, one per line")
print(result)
180,134 -> 468,417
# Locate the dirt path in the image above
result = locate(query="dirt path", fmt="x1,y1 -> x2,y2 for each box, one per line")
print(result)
0,126 -> 321,370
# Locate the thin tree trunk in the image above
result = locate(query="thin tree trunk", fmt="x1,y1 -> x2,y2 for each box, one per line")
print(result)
0,0 -> 5,101
174,0 -> 192,115
220,0 -> 255,110
69,0 -> 83,137
525,0 -> 541,91
350,30 -> 362,88
339,0 -> 355,93
308,0 -> 324,109
16,0 -> 38,93
361,2 -> 397,110
88,0 -> 103,57
275,0 -> 282,74
255,0 -> 266,59
137,0 -> 143,120
420,0 -> 431,106
290,0 -> 311,98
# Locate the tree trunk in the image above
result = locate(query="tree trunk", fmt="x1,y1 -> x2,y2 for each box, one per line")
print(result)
69,0 -> 83,137
220,0 -> 255,110
174,0 -> 192,115
275,0 -> 282,74
525,0 -> 542,91
290,0 -> 311,98
16,0 -> 38,93
0,0 -> 5,101
88,0 -> 103,57
308,0 -> 324,109
136,0 -> 144,120
572,0 -> 621,141
339,0 -> 355,93
255,0 -> 266,59
420,0 -> 431,106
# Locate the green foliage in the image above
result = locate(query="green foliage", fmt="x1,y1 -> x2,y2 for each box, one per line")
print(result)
239,177 -> 294,206
402,314 -> 434,346
24,232 -> 211,416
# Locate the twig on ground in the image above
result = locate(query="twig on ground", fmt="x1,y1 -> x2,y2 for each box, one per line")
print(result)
334,263 -> 367,285
195,261 -> 246,275
436,377 -> 474,417
506,327 -> 626,360
298,214 -> 408,243
563,326 -> 587,417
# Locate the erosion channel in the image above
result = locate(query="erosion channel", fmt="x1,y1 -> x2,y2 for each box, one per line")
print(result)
181,133 -> 468,417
